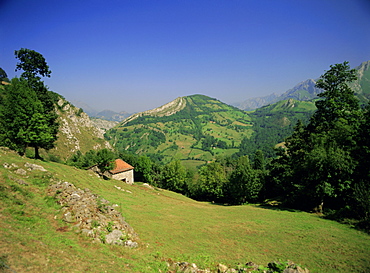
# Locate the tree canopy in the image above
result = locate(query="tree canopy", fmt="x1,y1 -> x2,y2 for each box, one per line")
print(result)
0,49 -> 58,159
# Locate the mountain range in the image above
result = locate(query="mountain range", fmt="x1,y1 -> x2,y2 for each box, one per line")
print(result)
103,60 -> 370,167
43,60 -> 369,164
233,60 -> 370,110
71,100 -> 132,122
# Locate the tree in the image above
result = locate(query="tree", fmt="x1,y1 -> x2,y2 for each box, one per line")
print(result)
353,102 -> 370,222
96,149 -> 115,173
12,49 -> 58,158
253,150 -> 265,171
267,62 -> 361,212
197,162 -> 227,201
0,67 -> 8,82
224,156 -> 260,205
15,48 -> 51,81
135,155 -> 154,183
0,78 -> 47,155
160,160 -> 188,193
309,61 -> 360,132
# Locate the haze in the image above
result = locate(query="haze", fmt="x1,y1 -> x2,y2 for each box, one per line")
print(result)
1,0 -> 370,113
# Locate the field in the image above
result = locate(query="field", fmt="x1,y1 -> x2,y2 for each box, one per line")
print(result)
0,148 -> 369,272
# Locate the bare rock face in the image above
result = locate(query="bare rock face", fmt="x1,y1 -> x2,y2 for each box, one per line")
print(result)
54,98 -> 112,156
48,181 -> 138,247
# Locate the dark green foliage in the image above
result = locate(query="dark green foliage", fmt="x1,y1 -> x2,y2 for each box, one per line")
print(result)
68,149 -> 116,172
253,150 -> 265,171
267,62 -> 370,225
0,49 -> 58,159
0,78 -> 55,156
160,160 -> 188,193
135,155 -> 155,183
239,100 -> 315,158
0,67 -> 8,82
96,148 -> 115,173
196,162 -> 227,201
224,156 -> 261,205
15,48 -> 51,80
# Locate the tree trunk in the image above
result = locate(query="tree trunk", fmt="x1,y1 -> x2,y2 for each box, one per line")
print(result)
34,146 -> 41,159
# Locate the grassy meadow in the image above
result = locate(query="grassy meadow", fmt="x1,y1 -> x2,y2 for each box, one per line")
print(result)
0,148 -> 369,272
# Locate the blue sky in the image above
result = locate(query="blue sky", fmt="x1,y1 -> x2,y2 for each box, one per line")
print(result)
1,0 -> 370,113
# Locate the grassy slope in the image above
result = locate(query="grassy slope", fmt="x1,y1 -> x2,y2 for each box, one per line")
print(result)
1,149 -> 369,272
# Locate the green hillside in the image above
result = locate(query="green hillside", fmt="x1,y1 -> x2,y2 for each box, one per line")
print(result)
106,95 -> 317,164
106,95 -> 254,166
244,99 -> 316,157
1,148 -> 369,272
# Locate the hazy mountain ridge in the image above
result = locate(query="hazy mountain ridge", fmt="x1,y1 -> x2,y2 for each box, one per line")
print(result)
234,60 -> 370,110
71,100 -> 132,122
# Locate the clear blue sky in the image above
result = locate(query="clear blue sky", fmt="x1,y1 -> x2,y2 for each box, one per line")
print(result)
1,0 -> 370,113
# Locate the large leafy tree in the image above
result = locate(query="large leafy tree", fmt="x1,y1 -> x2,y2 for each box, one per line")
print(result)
8,48 -> 59,158
197,162 -> 227,201
0,78 -> 54,155
224,156 -> 260,205
160,160 -> 188,193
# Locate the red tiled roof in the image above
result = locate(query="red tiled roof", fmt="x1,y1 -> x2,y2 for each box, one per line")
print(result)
109,159 -> 134,174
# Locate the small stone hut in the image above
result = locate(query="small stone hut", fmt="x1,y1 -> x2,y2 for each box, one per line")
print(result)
107,159 -> 134,184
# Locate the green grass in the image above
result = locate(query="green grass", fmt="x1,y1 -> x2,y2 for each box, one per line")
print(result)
1,148 -> 369,272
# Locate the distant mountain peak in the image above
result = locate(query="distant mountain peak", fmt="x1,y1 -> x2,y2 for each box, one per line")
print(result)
233,60 -> 370,111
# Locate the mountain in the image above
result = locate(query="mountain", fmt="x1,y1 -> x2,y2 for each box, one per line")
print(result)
71,100 -> 132,122
351,60 -> 370,103
232,93 -> 279,111
94,109 -> 131,122
40,97 -> 112,161
245,98 -> 316,157
234,60 -> 370,110
106,95 -> 253,166
70,100 -> 99,116
105,94 -> 316,166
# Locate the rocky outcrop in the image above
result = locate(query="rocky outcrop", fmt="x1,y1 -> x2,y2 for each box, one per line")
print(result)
120,97 -> 186,126
90,117 -> 118,131
52,99 -> 112,158
48,181 -> 138,247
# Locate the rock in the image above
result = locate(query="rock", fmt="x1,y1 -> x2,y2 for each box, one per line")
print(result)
217,263 -> 228,273
143,183 -> 154,189
124,240 -> 138,248
24,162 -> 47,172
283,265 -> 310,273
9,176 -> 28,186
14,168 -> 27,176
63,211 -> 74,223
105,230 -> 123,245
81,229 -> 94,237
